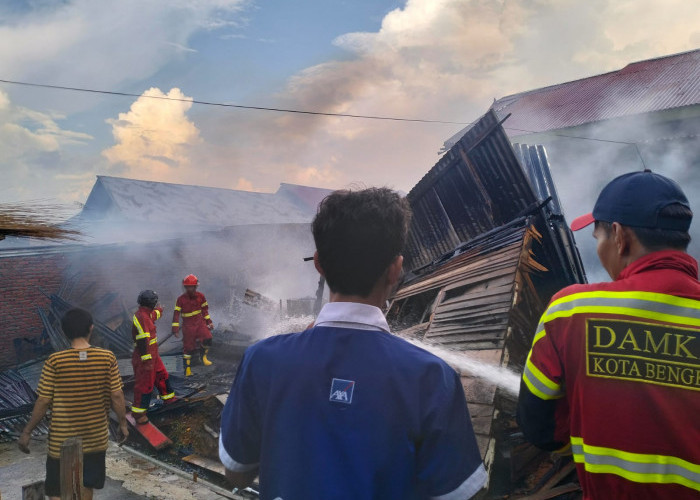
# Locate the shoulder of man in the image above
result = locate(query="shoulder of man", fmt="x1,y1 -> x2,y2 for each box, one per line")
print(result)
379,332 -> 458,376
548,280 -> 623,305
87,346 -> 117,359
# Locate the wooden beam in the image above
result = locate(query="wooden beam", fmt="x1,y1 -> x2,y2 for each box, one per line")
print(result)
60,437 -> 83,500
22,480 -> 45,500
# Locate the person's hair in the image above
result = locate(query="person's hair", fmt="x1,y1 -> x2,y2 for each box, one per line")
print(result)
595,204 -> 692,251
60,308 -> 94,340
312,187 -> 412,297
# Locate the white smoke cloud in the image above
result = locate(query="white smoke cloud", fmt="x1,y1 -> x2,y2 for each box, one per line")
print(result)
102,88 -> 201,181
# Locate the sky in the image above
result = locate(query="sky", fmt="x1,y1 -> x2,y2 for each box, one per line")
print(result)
1,0 -> 700,212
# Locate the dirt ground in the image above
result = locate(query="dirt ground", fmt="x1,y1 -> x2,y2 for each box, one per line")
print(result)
0,438 -> 244,500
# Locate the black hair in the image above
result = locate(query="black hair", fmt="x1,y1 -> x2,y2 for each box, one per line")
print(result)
60,308 -> 94,340
596,204 -> 692,251
312,188 -> 412,297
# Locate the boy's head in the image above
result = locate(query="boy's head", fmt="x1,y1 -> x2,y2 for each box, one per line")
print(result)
312,187 -> 411,297
60,308 -> 94,340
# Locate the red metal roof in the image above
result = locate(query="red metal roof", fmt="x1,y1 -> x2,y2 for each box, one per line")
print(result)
492,49 -> 700,136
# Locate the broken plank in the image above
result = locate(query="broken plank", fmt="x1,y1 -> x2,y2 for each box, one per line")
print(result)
126,413 -> 172,450
182,454 -> 226,476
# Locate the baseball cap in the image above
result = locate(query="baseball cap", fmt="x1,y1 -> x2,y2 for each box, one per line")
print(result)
570,170 -> 691,232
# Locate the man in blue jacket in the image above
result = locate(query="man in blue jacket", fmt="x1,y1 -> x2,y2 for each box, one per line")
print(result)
219,187 -> 487,500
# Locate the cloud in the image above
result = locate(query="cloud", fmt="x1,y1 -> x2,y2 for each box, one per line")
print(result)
201,0 -> 700,194
102,88 -> 201,180
0,89 -> 96,202
0,0 -> 248,112
4,0 -> 700,209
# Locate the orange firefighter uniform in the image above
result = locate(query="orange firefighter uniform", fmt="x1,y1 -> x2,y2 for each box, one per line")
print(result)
172,278 -> 213,376
131,305 -> 174,417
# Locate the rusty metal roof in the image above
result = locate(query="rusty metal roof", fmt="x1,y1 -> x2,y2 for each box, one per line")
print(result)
443,49 -> 700,149
494,49 -> 700,136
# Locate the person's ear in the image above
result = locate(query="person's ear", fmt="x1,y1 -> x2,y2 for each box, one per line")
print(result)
611,222 -> 631,256
313,251 -> 326,277
387,255 -> 404,286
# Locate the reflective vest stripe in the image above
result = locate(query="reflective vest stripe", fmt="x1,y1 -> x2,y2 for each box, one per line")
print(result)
201,302 -> 208,307
133,315 -> 150,339
149,338 -> 158,345
140,353 -> 152,361
131,406 -> 147,413
182,310 -> 202,317
174,306 -> 181,311
543,291 -> 700,327
161,392 -> 175,400
571,437 -> 700,491
523,354 -> 563,399
172,323 -> 180,327
204,315 -> 211,320
153,310 -> 161,320
524,326 -> 563,399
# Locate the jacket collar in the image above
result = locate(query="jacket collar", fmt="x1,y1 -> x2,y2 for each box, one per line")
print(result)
314,302 -> 391,333
617,250 -> 698,281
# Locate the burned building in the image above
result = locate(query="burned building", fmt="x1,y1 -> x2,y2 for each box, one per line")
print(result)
0,176 -> 332,370
389,110 -> 586,495
443,48 -> 700,274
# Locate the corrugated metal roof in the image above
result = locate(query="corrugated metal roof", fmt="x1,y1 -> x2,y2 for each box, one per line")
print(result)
82,176 -> 330,228
405,109 -> 539,271
493,49 -> 700,136
443,49 -> 700,148
276,183 -> 333,213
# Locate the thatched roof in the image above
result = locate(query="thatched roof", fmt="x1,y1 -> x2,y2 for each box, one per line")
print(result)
0,202 -> 81,241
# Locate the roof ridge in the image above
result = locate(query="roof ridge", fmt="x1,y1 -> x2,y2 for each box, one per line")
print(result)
493,48 -> 700,107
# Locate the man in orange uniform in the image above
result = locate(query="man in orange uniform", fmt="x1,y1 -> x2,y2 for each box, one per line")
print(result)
131,290 -> 175,423
172,274 -> 214,376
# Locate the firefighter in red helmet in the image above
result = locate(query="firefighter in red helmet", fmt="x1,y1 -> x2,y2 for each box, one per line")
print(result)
171,274 -> 214,376
131,290 -> 175,423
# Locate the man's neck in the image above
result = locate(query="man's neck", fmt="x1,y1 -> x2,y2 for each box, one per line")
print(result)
71,338 -> 91,349
329,290 -> 386,309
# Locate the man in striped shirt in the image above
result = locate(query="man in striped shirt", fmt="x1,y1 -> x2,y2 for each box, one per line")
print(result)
18,308 -> 128,500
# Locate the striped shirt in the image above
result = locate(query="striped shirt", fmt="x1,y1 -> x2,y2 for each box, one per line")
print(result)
37,347 -> 122,458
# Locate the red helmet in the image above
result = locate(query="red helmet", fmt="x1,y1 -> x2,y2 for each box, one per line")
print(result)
183,274 -> 199,286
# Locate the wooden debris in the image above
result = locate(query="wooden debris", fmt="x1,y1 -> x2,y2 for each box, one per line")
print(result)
182,454 -> 226,476
125,413 -> 173,451
60,437 -> 83,500
22,480 -> 45,500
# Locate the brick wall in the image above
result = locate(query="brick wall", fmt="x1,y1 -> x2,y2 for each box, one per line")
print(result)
0,252 -> 67,369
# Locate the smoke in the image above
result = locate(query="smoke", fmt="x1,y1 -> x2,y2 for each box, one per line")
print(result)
61,222 -> 321,344
527,113 -> 700,281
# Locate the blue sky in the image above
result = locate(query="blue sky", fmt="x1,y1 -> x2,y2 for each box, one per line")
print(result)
1,0 -> 699,210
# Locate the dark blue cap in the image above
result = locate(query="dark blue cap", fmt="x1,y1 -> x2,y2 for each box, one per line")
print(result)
570,170 -> 691,231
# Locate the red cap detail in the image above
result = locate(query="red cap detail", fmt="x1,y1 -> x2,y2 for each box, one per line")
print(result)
570,213 -> 595,231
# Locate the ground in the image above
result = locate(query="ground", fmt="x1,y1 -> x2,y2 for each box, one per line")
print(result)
0,438 -> 245,500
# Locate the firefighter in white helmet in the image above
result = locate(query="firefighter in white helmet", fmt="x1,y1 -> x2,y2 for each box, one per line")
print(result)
172,274 -> 214,376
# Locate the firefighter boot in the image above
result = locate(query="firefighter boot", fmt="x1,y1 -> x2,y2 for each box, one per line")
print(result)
183,354 -> 192,377
201,347 -> 213,366
132,393 -> 152,424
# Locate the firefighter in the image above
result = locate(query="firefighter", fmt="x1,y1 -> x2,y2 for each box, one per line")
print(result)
131,290 -> 175,424
172,274 -> 214,377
